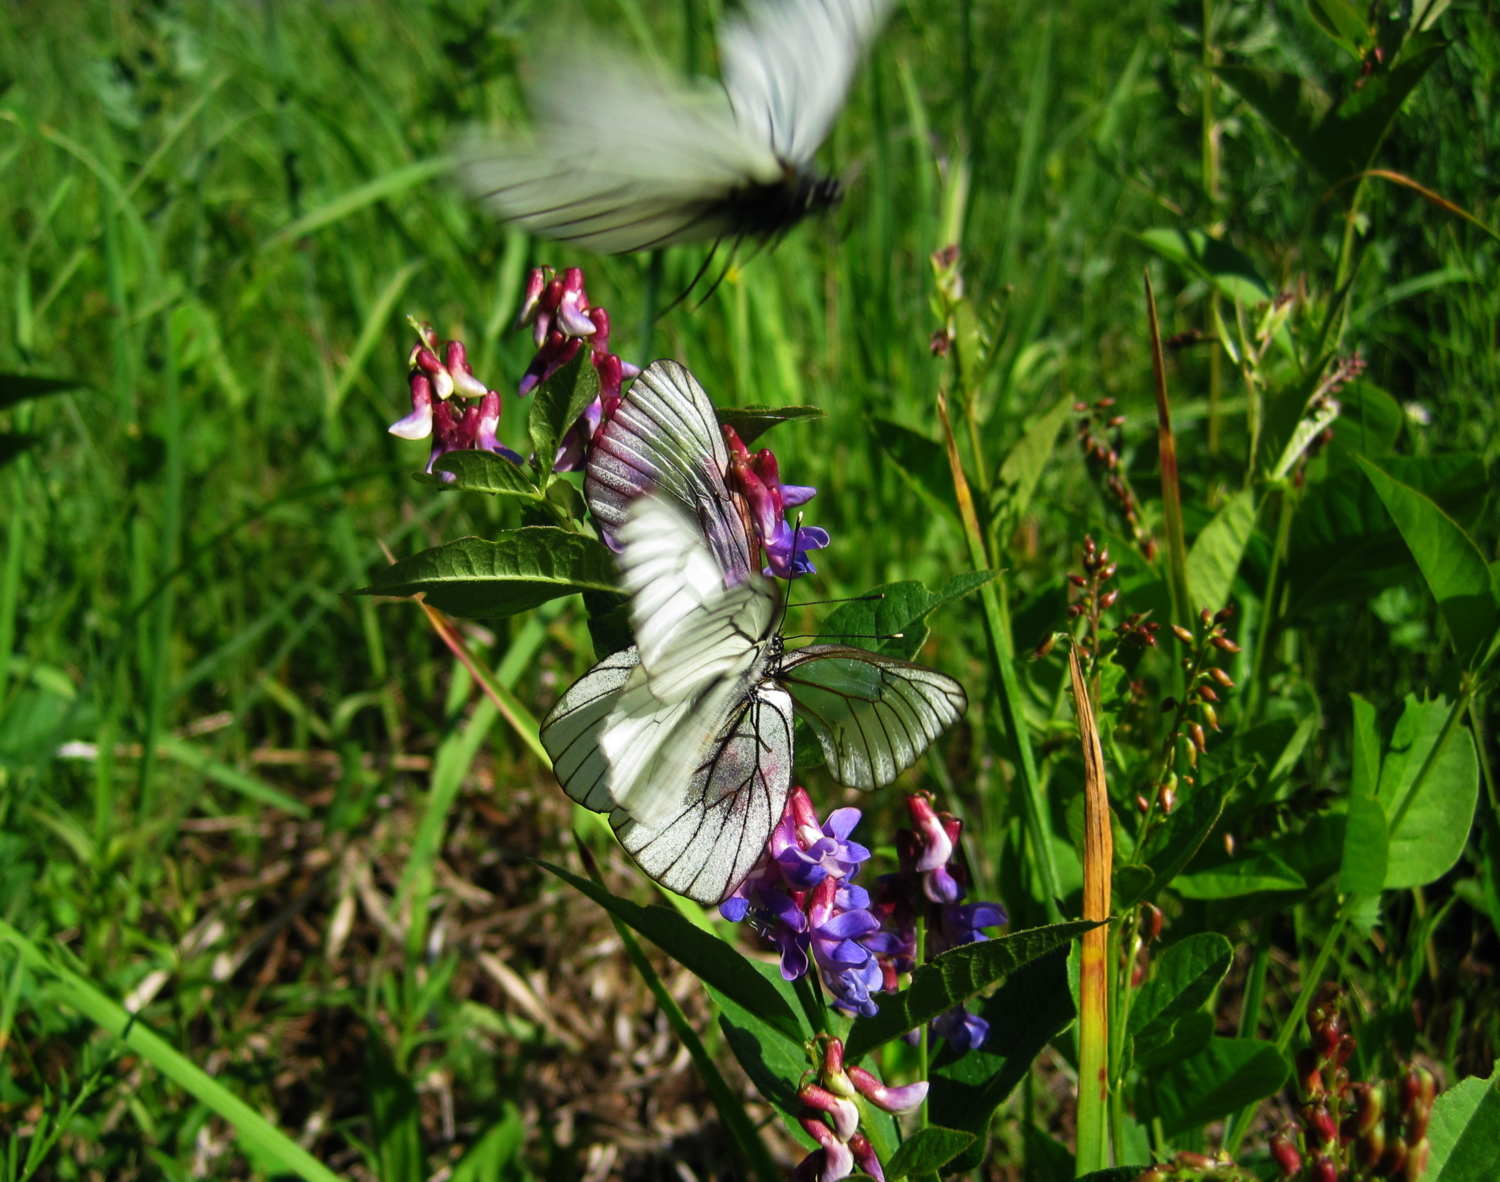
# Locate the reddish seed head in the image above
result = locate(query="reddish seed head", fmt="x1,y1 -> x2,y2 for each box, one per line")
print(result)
1212,635 -> 1242,653
1143,903 -> 1163,941
1171,624 -> 1195,644
1209,666 -> 1234,688
1189,722 -> 1207,753
1135,794 -> 1150,813
1100,589 -> 1120,610
1269,1132 -> 1303,1178
1158,783 -> 1176,813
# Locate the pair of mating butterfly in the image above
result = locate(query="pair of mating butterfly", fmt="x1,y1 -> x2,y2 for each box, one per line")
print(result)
539,362 -> 966,905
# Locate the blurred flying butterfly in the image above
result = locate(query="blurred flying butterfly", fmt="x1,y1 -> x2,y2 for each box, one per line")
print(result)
458,0 -> 894,255
539,361 -> 966,904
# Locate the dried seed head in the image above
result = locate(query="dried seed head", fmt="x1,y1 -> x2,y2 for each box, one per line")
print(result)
1172,624 -> 1195,644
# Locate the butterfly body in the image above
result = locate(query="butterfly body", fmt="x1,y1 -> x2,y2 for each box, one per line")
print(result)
541,361 -> 965,903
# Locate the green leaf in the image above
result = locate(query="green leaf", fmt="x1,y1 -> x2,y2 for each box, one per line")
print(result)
709,965 -> 814,1136
538,862 -> 805,1041
1308,0 -> 1372,51
1288,454 -> 1489,614
1324,381 -> 1404,466
1174,851 -> 1306,899
1142,1037 -> 1289,1138
0,433 -> 37,469
929,950 -> 1076,1171
1128,933 -> 1234,1058
1424,1060 -> 1500,1182
448,1107 -> 525,1182
1356,456 -> 1499,670
1135,1011 -> 1214,1072
871,417 -> 960,523
844,921 -> 1099,1061
815,572 -> 994,662
366,1029 -> 425,1182
883,1127 -> 975,1180
989,397 -> 1072,531
1134,766 -> 1251,903
357,529 -> 618,618
527,349 -> 600,470
1377,694 -> 1480,890
419,450 -> 540,498
1185,489 -> 1257,616
1137,228 -> 1272,303
1076,1171 -> 1151,1182
1339,694 -> 1388,895
0,372 -> 88,412
717,404 -> 826,445
262,157 -> 450,248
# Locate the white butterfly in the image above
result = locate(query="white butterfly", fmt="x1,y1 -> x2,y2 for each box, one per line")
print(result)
458,0 -> 894,254
540,361 -> 966,904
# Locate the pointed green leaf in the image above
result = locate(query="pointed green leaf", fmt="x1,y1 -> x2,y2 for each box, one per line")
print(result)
1128,933 -> 1234,1057
420,450 -> 540,497
1185,489 -> 1257,615
1356,456 -> 1499,669
844,921 -> 1099,1061
883,1127 -> 975,1180
989,397 -> 1072,531
871,417 -> 961,522
357,529 -> 618,618
1340,694 -> 1388,895
1377,695 -> 1480,890
528,349 -> 600,469
1137,228 -> 1272,303
1424,1060 -> 1500,1182
0,372 -> 88,412
1174,851 -> 1306,899
1142,1037 -> 1289,1137
816,572 -> 994,661
538,862 -> 804,1042
366,1030 -> 425,1182
717,404 -> 826,446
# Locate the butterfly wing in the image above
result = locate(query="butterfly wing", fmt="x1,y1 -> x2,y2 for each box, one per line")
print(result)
586,360 -> 754,587
457,46 -> 784,254
540,646 -> 640,814
777,644 -> 967,790
614,684 -> 794,905
720,0 -> 895,164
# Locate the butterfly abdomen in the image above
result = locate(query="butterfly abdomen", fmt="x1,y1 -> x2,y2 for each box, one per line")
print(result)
719,166 -> 843,239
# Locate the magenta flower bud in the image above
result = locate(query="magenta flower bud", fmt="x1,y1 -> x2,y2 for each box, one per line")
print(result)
517,267 -> 548,326
595,352 -> 623,402
906,795 -> 953,872
555,267 -> 596,337
789,785 -> 822,847
821,1036 -> 847,1082
797,1111 -> 854,1180
1269,1132 -> 1302,1178
475,391 -> 503,452
722,423 -> 751,462
518,332 -> 582,396
799,1084 -> 859,1141
389,373 -> 435,440
1308,1151 -> 1336,1182
848,1134 -> 883,1182
619,358 -> 642,378
444,341 -> 489,398
846,1065 -> 928,1114
1304,1102 -> 1337,1148
414,346 -> 444,378
587,306 -> 612,352
412,319 -> 438,351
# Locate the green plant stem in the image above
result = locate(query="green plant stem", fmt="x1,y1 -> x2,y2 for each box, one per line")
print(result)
1106,916 -> 1130,1168
580,855 -> 778,1182
0,465 -> 23,696
937,392 -> 1063,917
1226,908 -> 1349,1158
1388,688 -> 1472,836
916,912 -> 929,1130
1246,488 -> 1293,722
1221,918 -> 1274,1148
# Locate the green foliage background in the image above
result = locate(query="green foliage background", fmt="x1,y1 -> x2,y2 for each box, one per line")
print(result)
0,0 -> 1496,1177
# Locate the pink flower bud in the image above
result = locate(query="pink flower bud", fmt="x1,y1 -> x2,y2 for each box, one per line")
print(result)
799,1084 -> 859,1141
1269,1132 -> 1302,1178
555,267 -> 596,337
1308,1151 -> 1336,1182
475,391 -> 503,453
906,795 -> 953,872
518,268 -> 548,326
587,306 -> 612,352
847,1065 -> 928,1114
414,346 -> 444,378
390,373 -> 435,440
444,341 -> 489,398
789,785 -> 821,847
848,1134 -> 883,1182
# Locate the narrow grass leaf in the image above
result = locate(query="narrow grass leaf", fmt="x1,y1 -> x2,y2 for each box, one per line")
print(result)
366,1031 -> 425,1182
358,529 -> 619,617
537,862 -> 804,1041
262,158 -> 450,249
330,259 -> 426,415
843,920 -> 1098,1061
0,373 -> 88,411
0,921 -> 342,1182
1356,456 -> 1499,669
156,737 -> 309,817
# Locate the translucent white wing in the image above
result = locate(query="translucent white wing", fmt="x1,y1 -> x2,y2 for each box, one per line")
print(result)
777,644 -> 967,789
586,360 -> 754,586
720,0 -> 895,164
614,684 -> 795,904
614,482 -> 775,690
457,48 -> 783,254
539,647 -> 640,813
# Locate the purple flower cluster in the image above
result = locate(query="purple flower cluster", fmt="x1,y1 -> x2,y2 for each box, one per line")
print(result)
388,320 -> 523,473
719,787 -> 895,1017
516,266 -> 640,472
722,425 -> 830,579
871,794 -> 1007,1052
793,1036 -> 927,1182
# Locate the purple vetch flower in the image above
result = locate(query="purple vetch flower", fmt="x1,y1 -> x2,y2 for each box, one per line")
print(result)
931,1005 -> 990,1052
722,424 -> 831,579
514,267 -> 642,473
791,1036 -> 928,1182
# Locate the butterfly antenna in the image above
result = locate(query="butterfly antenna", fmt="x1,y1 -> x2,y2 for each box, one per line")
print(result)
789,592 -> 886,609
774,512 -> 807,639
694,236 -> 744,309
660,241 -> 721,319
